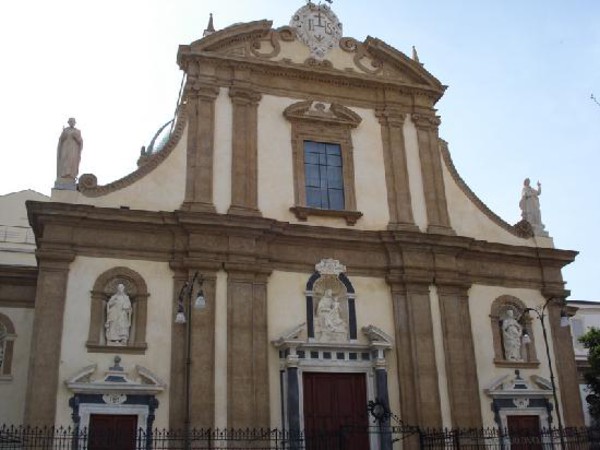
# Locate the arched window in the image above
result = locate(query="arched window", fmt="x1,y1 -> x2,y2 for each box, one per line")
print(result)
86,267 -> 149,354
0,313 -> 16,380
490,295 -> 539,367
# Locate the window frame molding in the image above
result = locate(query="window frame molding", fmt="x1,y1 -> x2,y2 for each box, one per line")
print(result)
86,267 -> 149,354
490,295 -> 539,368
284,100 -> 363,226
0,313 -> 16,381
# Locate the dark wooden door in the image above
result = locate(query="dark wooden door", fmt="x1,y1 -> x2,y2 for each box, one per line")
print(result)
303,372 -> 369,450
507,415 -> 542,450
89,414 -> 137,450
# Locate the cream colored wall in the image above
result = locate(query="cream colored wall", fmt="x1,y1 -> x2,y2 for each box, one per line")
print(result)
213,88 -> 233,214
54,257 -> 174,428
468,284 -> 561,426
442,160 -> 539,247
403,116 -> 428,232
257,95 -> 389,230
266,270 -> 400,427
0,306 -> 34,424
51,127 -> 188,212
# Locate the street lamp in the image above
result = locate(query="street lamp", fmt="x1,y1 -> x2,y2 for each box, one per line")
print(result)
521,298 -> 570,449
174,272 -> 205,450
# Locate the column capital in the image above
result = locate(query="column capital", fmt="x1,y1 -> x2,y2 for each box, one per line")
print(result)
375,106 -> 406,127
411,113 -> 441,130
188,81 -> 219,101
229,86 -> 262,105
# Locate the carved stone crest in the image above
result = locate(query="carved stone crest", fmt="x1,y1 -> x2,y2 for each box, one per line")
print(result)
290,3 -> 342,60
102,393 -> 127,405
315,258 -> 346,276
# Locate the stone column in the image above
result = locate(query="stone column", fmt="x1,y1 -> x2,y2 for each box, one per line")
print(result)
286,353 -> 301,450
411,114 -> 453,235
376,107 -> 418,231
389,281 -> 442,428
548,299 -> 585,427
182,81 -> 220,212
437,284 -> 483,428
374,353 -> 392,450
228,86 -> 262,217
24,249 -> 74,425
226,268 -> 270,428
169,269 -> 216,429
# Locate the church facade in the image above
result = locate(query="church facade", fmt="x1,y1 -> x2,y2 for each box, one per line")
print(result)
0,2 -> 584,442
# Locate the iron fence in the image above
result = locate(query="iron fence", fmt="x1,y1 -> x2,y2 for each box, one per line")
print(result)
1,424 -> 599,450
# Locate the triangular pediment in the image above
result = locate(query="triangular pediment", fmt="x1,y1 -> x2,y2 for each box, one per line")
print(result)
178,20 -> 445,98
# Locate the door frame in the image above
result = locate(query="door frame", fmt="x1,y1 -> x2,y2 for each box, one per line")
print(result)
79,403 -> 148,431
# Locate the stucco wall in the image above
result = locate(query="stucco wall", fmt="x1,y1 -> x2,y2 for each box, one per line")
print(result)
404,116 -> 428,232
468,284 -> 561,426
442,158 -> 538,247
213,89 -> 233,214
0,306 -> 34,425
257,95 -> 389,230
54,257 -> 174,428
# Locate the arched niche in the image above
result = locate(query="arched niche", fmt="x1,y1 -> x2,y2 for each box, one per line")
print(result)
86,267 -> 149,354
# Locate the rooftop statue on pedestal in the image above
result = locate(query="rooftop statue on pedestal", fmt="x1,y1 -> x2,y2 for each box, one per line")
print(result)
55,117 -> 83,190
519,178 -> 548,237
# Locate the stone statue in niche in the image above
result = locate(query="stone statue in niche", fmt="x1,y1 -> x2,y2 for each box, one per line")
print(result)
316,288 -> 347,342
105,284 -> 132,346
502,309 -> 523,361
519,178 -> 548,236
55,118 -> 83,189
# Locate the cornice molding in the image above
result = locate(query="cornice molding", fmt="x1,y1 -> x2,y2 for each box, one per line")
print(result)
283,100 -> 362,128
24,202 -> 577,289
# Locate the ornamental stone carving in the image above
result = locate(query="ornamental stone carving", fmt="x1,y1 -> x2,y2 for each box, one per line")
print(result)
502,309 -> 523,362
315,288 -> 347,342
315,258 -> 346,276
290,3 -> 342,61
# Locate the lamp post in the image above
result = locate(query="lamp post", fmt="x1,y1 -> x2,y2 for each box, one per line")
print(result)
174,272 -> 205,450
521,298 -> 570,449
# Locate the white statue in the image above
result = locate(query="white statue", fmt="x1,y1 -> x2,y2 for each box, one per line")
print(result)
502,309 -> 523,361
316,289 -> 347,341
105,284 -> 132,346
519,178 -> 547,236
56,118 -> 83,186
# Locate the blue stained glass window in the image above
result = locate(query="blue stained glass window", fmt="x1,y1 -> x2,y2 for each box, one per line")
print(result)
304,141 -> 345,210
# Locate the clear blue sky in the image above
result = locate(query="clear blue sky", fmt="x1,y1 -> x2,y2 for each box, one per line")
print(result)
1,0 -> 598,299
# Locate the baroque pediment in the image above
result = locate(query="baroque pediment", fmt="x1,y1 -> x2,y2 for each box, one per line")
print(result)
178,20 -> 445,95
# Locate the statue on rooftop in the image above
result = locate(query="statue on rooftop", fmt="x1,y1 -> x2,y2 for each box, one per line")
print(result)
55,118 -> 83,189
519,178 -> 548,236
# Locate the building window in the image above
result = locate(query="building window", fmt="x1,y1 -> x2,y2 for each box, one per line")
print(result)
304,141 -> 345,210
284,100 -> 363,225
0,313 -> 16,380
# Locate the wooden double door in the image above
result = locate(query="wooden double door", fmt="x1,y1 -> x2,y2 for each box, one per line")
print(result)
303,372 -> 370,450
88,414 -> 137,450
507,415 -> 542,450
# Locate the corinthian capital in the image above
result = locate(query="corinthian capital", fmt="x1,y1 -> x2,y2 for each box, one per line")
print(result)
411,113 -> 441,130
